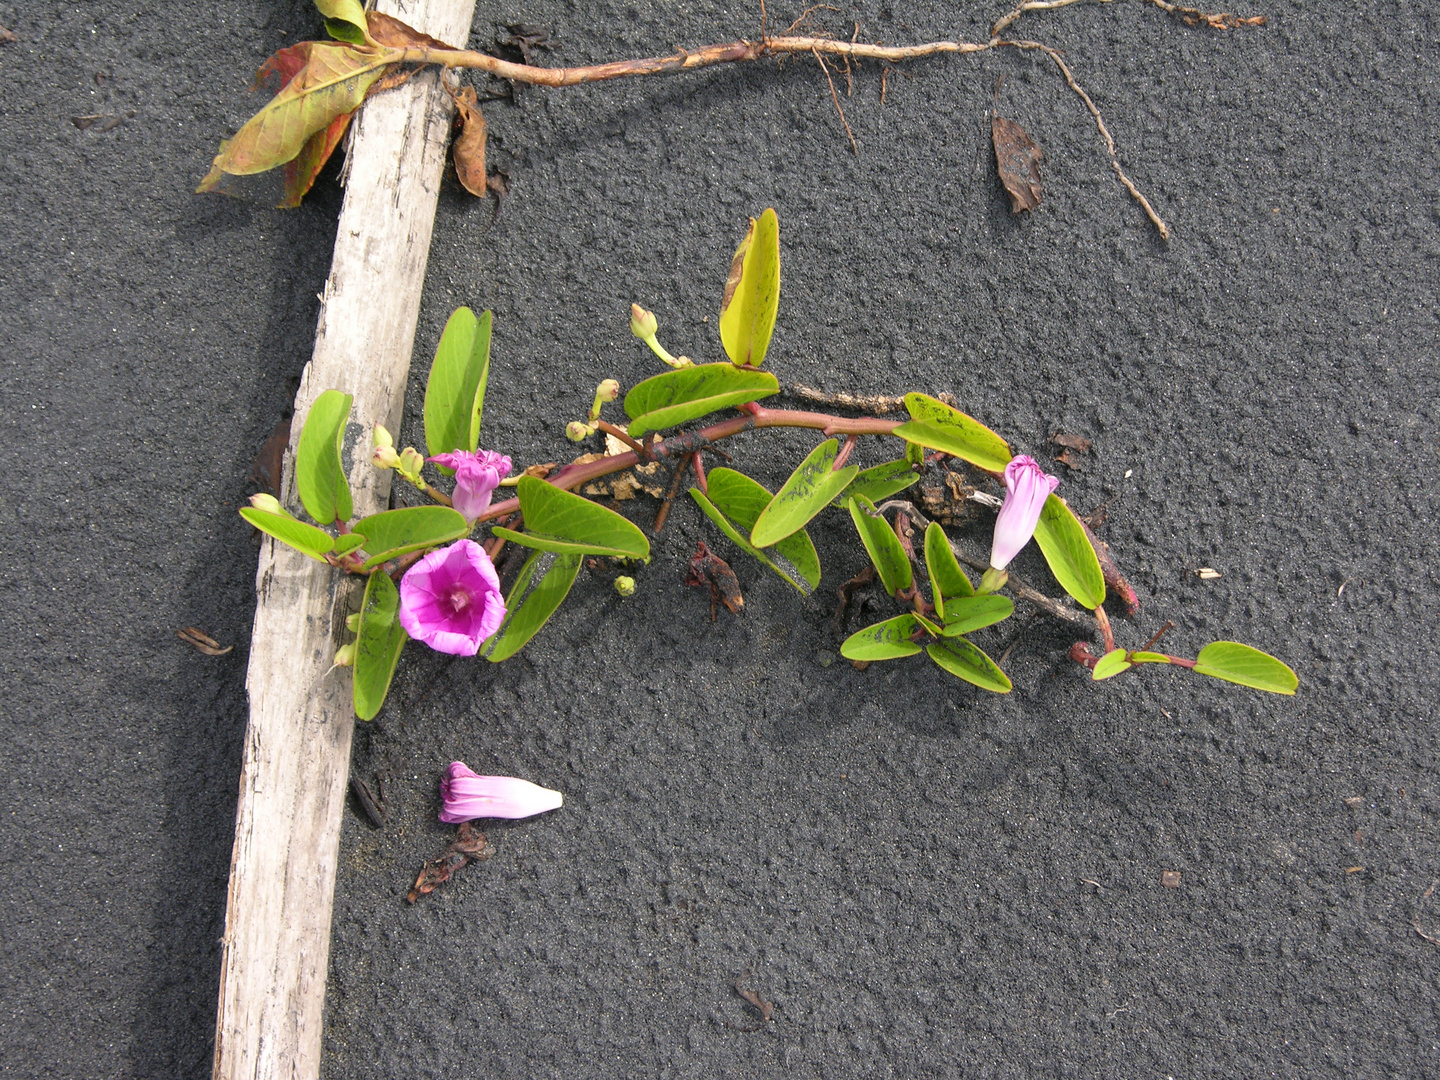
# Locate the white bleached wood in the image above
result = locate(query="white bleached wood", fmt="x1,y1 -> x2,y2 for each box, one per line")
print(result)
213,3 -> 478,1078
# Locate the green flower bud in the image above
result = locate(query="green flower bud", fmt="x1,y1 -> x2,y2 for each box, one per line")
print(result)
630,303 -> 658,339
613,575 -> 636,597
596,379 -> 620,403
398,447 -> 426,481
373,424 -> 395,450
977,567 -> 1009,595
248,493 -> 283,514
566,420 -> 592,443
345,613 -> 361,633
333,643 -> 356,667
372,444 -> 401,469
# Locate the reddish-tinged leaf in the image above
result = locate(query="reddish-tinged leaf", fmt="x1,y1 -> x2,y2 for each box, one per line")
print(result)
366,10 -> 458,49
278,109 -> 353,208
993,114 -> 1043,214
199,42 -> 402,189
450,85 -> 488,197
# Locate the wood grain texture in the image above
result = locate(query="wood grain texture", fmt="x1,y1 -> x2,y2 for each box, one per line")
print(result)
212,2 -> 477,1078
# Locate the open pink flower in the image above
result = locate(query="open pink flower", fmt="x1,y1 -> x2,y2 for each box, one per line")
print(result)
428,449 -> 512,521
439,761 -> 563,823
989,455 -> 1061,570
398,539 -> 506,656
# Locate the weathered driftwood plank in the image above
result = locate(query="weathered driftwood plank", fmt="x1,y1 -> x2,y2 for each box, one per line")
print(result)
213,3 -> 477,1078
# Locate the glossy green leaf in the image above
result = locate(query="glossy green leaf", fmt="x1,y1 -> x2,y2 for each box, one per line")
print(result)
923,521 -> 973,619
1032,494 -> 1106,610
718,208 -> 780,367
926,638 -> 1013,693
1091,648 -> 1134,681
1129,651 -> 1172,665
424,307 -> 492,467
353,570 -> 407,721
295,389 -> 353,525
508,476 -> 650,560
890,393 -> 1012,473
351,506 -> 470,569
698,469 -> 820,592
623,363 -> 779,437
199,43 -> 400,187
841,614 -> 924,661
239,506 -> 335,561
750,440 -> 859,548
905,439 -> 925,466
484,552 -> 583,663
847,495 -> 912,596
833,459 -> 920,507
1193,642 -> 1298,695
939,594 -> 1014,636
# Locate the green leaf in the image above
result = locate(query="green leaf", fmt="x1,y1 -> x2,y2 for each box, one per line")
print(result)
332,532 -> 367,556
718,208 -> 780,367
316,0 -> 370,39
484,552 -> 583,663
939,594 -> 1014,636
847,495 -> 912,596
199,42 -> 401,187
295,389 -> 353,525
1193,642 -> 1298,695
424,307 -> 492,467
352,570 -> 407,721
926,638 -> 1013,693
323,17 -> 367,44
923,521 -> 973,619
507,476 -> 650,560
890,393 -> 1012,473
239,506 -> 335,561
1091,648 -> 1134,681
1032,494 -> 1106,610
700,469 -> 820,591
623,363 -> 779,438
750,440 -> 859,548
351,506 -> 470,569
840,614 -> 924,661
1129,651 -> 1172,665
833,459 -> 920,507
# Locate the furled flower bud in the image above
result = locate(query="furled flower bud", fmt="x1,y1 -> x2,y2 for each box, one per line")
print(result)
373,444 -> 401,469
566,420 -> 593,443
398,447 -> 426,482
439,761 -> 563,823
630,303 -> 658,339
596,379 -> 620,403
345,613 -> 361,633
248,492 -> 283,514
333,643 -> 356,667
428,449 -> 512,521
373,424 -> 395,450
613,575 -> 636,597
988,455 -> 1061,572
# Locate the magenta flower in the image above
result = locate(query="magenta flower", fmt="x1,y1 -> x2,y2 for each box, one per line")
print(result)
989,455 -> 1061,570
428,449 -> 512,521
439,761 -> 563,823
398,539 -> 506,656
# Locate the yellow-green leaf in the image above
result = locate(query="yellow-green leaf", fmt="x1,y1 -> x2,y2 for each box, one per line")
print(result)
295,389 -> 353,525
484,552 -> 583,663
750,439 -> 858,549
353,570 -> 407,720
841,614 -> 925,661
316,0 -> 370,43
890,393 -> 1012,474
424,307 -> 492,467
923,521 -> 973,619
623,363 -> 778,438
847,495 -> 912,596
718,208 -> 780,367
1193,642 -> 1298,695
1091,648 -> 1133,681
1031,494 -> 1105,610
927,638 -> 1012,693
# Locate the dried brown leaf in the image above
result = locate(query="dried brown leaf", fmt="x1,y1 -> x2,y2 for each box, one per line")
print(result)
178,627 -> 234,656
366,10 -> 458,49
450,85 -> 488,197
993,114 -> 1043,214
1049,432 -> 1092,454
407,822 -> 494,903
0,23 -> 16,43
685,541 -> 744,620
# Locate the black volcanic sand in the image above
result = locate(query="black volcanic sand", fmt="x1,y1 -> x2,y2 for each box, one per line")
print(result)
4,2 -> 1439,1078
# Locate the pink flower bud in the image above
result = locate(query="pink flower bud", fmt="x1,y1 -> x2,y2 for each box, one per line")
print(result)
988,455 -> 1060,571
248,493 -> 283,514
439,761 -> 563,823
427,449 -> 512,521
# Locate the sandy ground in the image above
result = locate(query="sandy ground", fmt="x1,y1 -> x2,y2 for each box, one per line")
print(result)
3,2 -> 1439,1077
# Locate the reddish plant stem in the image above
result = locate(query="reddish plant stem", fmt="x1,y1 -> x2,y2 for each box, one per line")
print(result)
595,420 -> 645,456
1094,603 -> 1117,653
692,451 -> 708,494
832,433 -> 858,470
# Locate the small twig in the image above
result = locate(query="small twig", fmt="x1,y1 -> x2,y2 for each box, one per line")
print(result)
1142,0 -> 1266,29
994,38 -> 1170,240
595,419 -> 647,457
812,47 -> 858,153
653,451 -> 695,533
787,384 -> 910,413
832,564 -> 877,638
992,0 -> 1102,38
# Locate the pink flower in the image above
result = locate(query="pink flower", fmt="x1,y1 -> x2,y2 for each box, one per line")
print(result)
439,761 -> 563,823
989,455 -> 1061,570
428,449 -> 512,521
398,539 -> 506,655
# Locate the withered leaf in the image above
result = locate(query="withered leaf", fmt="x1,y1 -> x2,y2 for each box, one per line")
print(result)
248,416 -> 291,495
1049,432 -> 1092,454
993,114 -> 1043,214
1054,449 -> 1082,470
366,11 -> 458,49
685,541 -> 744,620
0,23 -> 16,43
450,85 -> 488,197
178,627 -> 234,656
407,821 -> 494,903
500,24 -> 555,66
